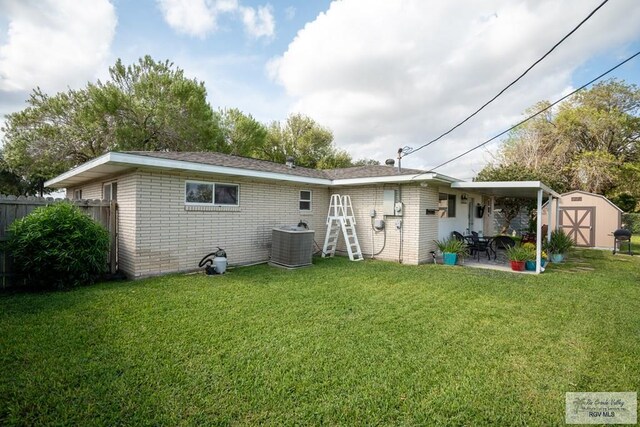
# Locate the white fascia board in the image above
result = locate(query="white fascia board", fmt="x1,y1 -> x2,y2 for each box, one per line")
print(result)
45,151 -> 466,189
331,173 -> 444,186
46,152 -> 331,187
44,152 -> 112,187
451,181 -> 561,198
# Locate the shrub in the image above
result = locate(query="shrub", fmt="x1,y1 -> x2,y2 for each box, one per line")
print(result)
543,229 -> 574,255
7,202 -> 110,290
434,238 -> 469,257
505,245 -> 529,262
622,213 -> 640,234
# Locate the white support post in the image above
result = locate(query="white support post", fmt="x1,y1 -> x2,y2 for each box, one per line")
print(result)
554,196 -> 560,232
547,195 -> 553,243
535,189 -> 543,274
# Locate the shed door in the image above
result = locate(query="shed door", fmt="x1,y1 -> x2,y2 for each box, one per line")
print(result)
559,207 -> 595,247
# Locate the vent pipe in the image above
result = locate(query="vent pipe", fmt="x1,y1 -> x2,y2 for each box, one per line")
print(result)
285,156 -> 295,168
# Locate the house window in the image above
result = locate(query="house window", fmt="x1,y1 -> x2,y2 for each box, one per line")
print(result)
103,182 -> 117,201
299,190 -> 312,211
439,193 -> 456,218
73,189 -> 82,200
185,181 -> 239,206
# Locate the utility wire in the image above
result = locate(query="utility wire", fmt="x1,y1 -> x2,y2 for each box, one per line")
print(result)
413,49 -> 640,175
404,0 -> 610,157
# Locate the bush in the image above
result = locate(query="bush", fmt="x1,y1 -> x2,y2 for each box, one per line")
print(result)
7,202 -> 110,290
622,213 -> 640,234
543,229 -> 573,255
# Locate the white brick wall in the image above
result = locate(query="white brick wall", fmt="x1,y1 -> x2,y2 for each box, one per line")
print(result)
334,184 -> 436,265
132,170 -> 328,277
68,168 -> 477,275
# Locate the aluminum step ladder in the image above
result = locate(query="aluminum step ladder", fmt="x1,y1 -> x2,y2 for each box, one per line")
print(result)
322,194 -> 363,261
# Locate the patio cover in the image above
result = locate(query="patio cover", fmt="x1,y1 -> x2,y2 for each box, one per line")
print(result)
450,181 -> 561,274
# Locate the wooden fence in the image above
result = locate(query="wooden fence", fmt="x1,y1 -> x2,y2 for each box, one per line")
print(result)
0,196 -> 117,288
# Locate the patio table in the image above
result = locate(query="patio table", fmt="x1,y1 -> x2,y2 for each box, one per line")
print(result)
464,235 -> 497,260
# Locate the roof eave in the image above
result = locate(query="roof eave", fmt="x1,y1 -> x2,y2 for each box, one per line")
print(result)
45,152 -> 332,188
451,181 -> 561,198
45,152 -> 465,189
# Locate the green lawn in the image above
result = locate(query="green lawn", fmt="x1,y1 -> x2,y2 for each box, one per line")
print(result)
1,243 -> 639,426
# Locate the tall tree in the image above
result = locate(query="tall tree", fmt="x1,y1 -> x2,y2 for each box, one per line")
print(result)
477,79 -> 640,211
217,108 -> 267,157
262,114 -> 352,169
2,56 -> 223,189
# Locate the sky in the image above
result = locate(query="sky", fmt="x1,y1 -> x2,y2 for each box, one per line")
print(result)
1,0 -> 639,179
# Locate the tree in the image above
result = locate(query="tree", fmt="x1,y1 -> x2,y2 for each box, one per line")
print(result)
97,56 -> 222,152
217,108 -> 267,157
477,79 -> 640,207
262,114 -> 352,169
556,79 -> 640,161
2,56 -> 223,190
352,158 -> 381,166
0,153 -> 31,195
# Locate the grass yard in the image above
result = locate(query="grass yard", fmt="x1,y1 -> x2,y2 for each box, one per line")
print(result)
1,242 -> 639,426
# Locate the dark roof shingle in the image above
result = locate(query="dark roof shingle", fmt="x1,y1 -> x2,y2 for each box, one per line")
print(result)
122,151 -> 428,180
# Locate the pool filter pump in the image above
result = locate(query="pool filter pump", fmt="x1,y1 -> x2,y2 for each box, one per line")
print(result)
199,247 -> 228,275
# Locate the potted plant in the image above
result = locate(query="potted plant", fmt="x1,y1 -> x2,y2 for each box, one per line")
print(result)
522,243 -> 537,271
505,245 -> 529,271
434,238 -> 468,266
544,229 -> 574,263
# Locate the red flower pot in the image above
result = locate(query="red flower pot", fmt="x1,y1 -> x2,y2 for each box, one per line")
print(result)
510,260 -> 525,271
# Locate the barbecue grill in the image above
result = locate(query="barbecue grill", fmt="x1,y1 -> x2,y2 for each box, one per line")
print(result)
612,229 -> 632,255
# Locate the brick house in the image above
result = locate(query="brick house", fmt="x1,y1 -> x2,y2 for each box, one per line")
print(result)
45,151 -> 518,278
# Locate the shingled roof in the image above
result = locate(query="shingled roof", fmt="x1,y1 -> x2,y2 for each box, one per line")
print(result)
46,150 -> 456,188
123,151 -> 425,179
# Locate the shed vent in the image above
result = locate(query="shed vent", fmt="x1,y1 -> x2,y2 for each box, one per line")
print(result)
270,226 -> 315,268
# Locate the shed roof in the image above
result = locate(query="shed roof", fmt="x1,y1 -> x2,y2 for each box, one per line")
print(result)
546,190 -> 624,212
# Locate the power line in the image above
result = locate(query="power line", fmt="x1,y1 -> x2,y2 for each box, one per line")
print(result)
415,49 -> 640,175
404,0 -> 610,157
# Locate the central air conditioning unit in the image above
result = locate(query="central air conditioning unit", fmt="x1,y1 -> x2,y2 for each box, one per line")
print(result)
270,225 -> 315,268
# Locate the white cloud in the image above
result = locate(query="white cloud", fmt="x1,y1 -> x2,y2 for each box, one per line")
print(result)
240,5 -> 275,39
156,0 -> 219,38
270,0 -> 640,177
0,0 -> 117,92
157,0 -> 274,40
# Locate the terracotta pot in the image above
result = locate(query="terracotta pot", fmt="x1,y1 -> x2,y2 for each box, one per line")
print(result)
510,260 -> 525,271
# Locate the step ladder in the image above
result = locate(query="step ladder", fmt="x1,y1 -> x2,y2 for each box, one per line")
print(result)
322,194 -> 364,261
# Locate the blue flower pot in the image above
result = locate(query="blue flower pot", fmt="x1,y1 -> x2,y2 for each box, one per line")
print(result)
550,253 -> 564,263
525,260 -> 536,271
443,252 -> 457,265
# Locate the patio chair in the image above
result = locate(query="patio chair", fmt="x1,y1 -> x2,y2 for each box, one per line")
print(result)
451,231 -> 475,257
469,232 -> 491,261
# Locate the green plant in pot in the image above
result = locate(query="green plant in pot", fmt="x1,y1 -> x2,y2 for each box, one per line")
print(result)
505,245 -> 529,271
544,229 -> 573,263
521,243 -> 548,270
434,238 -> 468,266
